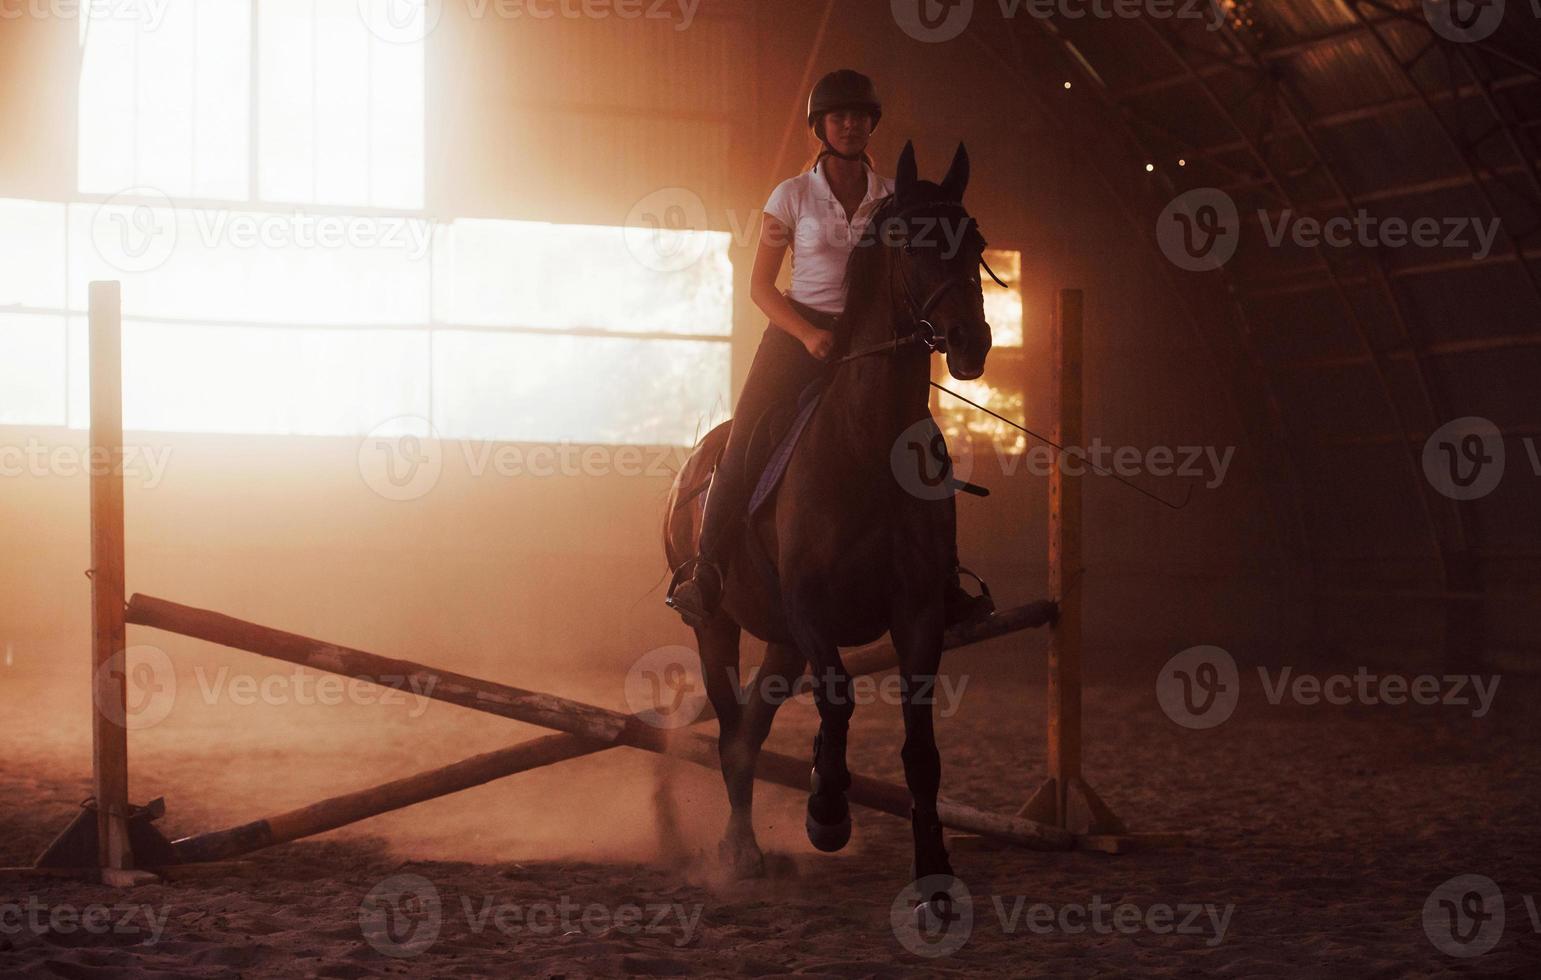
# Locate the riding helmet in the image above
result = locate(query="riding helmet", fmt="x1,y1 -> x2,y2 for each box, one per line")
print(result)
806,69 -> 882,134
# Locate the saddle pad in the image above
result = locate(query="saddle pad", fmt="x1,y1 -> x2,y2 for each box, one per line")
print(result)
747,375 -> 830,518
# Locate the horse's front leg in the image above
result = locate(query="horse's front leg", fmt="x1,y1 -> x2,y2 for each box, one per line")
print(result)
784,587 -> 855,853
891,585 -> 955,889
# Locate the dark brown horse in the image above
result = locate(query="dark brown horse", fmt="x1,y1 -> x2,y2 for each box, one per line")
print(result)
663,142 -> 992,896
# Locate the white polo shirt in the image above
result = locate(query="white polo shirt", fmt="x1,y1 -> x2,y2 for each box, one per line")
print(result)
762,160 -> 896,315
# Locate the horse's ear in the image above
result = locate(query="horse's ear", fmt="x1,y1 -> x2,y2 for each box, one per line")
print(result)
895,141 -> 917,199
940,142 -> 970,201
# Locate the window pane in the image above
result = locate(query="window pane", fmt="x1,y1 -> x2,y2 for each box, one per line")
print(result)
77,17 -> 141,194
433,331 -> 730,446
933,249 -> 1024,452
135,5 -> 197,193
937,377 -> 1026,456
77,3 -> 251,199
314,3 -> 370,205
66,319 -> 431,436
983,248 -> 1022,347
258,0 -> 423,208
67,202 -> 432,327
370,30 -> 425,209
192,2 -> 253,200
0,199 -> 67,309
0,314 -> 67,426
257,0 -> 316,202
435,218 -> 732,336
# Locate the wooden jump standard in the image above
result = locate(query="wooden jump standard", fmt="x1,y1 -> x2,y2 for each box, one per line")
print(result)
35,282 -> 1173,883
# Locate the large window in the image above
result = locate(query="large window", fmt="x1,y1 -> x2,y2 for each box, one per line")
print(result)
32,5 -> 732,446
0,198 -> 732,446
78,0 -> 423,208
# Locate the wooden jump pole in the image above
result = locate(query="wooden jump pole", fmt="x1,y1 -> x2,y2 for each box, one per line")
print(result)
163,602 -> 1055,863
125,594 -> 1071,861
88,280 -> 136,881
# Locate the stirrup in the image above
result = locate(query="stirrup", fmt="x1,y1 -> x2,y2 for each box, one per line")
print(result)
954,564 -> 993,605
665,555 -> 725,625
946,564 -> 995,623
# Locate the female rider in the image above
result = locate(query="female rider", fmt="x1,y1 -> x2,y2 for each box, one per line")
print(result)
667,69 -> 992,630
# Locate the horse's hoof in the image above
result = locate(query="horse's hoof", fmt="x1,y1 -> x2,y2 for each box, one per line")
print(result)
805,799 -> 852,852
718,837 -> 766,879
914,893 -> 962,931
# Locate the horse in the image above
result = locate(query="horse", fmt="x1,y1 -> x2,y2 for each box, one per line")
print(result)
663,141 -> 993,898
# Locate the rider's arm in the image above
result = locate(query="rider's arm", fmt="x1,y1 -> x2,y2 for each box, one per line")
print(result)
750,213 -> 824,349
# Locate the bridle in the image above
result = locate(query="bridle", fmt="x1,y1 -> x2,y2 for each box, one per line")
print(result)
835,199 -> 1008,365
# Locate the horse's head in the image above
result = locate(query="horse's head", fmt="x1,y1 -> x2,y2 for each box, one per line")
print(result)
882,140 -> 993,381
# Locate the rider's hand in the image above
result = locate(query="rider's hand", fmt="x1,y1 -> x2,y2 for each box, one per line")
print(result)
803,328 -> 835,361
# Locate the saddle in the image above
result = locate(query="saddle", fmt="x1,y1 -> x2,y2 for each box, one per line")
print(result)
673,374 -> 831,530
747,375 -> 831,517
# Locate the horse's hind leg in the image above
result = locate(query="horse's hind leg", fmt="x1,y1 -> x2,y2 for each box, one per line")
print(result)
695,612 -> 743,738
717,640 -> 804,877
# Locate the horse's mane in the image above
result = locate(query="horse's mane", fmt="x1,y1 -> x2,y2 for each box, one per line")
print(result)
843,182 -> 979,318
842,193 -> 899,318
